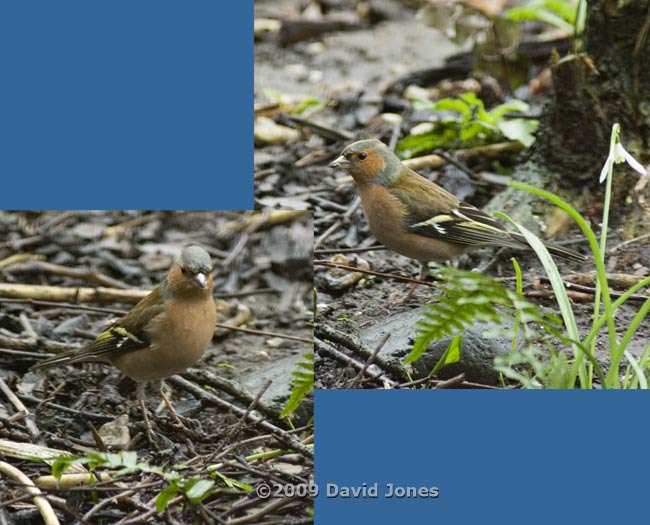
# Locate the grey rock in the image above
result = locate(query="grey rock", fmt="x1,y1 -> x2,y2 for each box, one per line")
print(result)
240,353 -> 313,425
361,306 -> 515,385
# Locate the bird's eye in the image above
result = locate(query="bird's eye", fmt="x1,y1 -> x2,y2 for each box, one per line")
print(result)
358,152 -> 367,160
181,268 -> 188,275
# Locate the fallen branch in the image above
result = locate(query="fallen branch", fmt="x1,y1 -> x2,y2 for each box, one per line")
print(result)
0,283 -> 148,304
315,259 -> 436,288
7,260 -> 132,289
0,461 -> 60,525
315,323 -> 409,382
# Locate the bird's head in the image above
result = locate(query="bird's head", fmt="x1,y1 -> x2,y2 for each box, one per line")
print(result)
167,245 -> 214,296
329,139 -> 403,186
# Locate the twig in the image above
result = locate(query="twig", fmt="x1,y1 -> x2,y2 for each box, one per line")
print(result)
315,338 -> 397,387
308,195 -> 349,213
315,324 -> 409,382
525,290 -> 595,302
19,393 -> 115,422
0,378 -> 42,442
215,288 -> 279,299
117,495 -> 184,525
314,244 -> 387,256
225,497 -> 299,525
0,297 -> 126,315
168,376 -> 313,459
432,148 -> 481,182
287,115 -> 355,141
387,123 -> 401,151
217,380 -> 272,455
0,461 -> 60,525
400,142 -> 524,172
537,277 -> 650,302
220,232 -> 251,271
314,196 -> 361,249
434,374 -> 471,389
0,234 -> 43,250
315,259 -> 436,288
561,271 -> 650,289
82,487 -> 138,522
397,373 -> 498,389
103,213 -> 161,237
214,322 -> 311,344
223,210 -> 311,234
254,168 -> 276,181
19,311 -> 39,338
349,333 -> 391,387
181,370 -> 272,417
8,260 -> 132,289
0,334 -> 69,353
609,232 -> 650,253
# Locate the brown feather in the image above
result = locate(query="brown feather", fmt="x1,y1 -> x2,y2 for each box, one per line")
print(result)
333,139 -> 586,263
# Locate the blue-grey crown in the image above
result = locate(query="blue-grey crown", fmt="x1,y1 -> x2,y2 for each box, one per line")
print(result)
179,245 -> 212,273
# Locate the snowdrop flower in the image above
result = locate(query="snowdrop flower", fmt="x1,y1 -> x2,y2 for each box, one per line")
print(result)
599,123 -> 647,183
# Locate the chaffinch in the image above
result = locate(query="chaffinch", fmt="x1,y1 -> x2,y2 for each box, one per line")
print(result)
329,139 -> 585,281
31,245 -> 217,425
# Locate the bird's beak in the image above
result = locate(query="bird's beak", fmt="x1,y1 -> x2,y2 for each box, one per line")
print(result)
329,155 -> 350,170
194,272 -> 207,289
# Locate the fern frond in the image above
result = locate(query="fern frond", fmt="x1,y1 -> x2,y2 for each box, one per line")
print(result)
407,265 -> 566,365
281,353 -> 314,419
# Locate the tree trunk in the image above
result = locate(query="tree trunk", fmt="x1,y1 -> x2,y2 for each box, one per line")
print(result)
490,0 -> 650,237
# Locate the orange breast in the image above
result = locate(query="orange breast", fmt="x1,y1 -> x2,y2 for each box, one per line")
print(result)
111,297 -> 217,381
359,184 -> 468,262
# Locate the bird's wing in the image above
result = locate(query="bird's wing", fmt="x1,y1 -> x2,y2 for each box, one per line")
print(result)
389,171 -> 523,248
410,201 -> 524,247
31,287 -> 165,370
79,288 -> 166,361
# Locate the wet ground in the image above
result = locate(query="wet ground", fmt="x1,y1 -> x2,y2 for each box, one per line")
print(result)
0,210 -> 313,523
255,0 -> 650,390
255,0 -> 457,96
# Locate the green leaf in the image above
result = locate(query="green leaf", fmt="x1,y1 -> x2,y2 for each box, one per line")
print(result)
541,0 -> 578,22
505,5 -> 575,32
459,92 -> 490,123
395,123 -> 464,158
623,350 -> 648,389
294,97 -> 324,115
156,480 -> 181,512
434,97 -> 473,120
412,98 -> 437,111
213,471 -> 253,491
428,335 -> 462,375
497,118 -> 539,147
51,454 -> 82,480
184,479 -> 216,503
488,99 -> 529,120
460,120 -> 496,142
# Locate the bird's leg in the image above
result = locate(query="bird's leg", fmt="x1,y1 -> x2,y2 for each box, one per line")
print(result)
474,247 -> 508,274
136,382 -> 157,446
155,380 -> 186,428
404,261 -> 430,300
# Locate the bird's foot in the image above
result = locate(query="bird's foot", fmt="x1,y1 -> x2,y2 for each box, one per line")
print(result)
138,397 -> 161,449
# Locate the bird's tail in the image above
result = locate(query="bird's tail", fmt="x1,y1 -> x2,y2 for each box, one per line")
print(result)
510,233 -> 586,262
30,348 -> 94,372
543,242 -> 587,262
